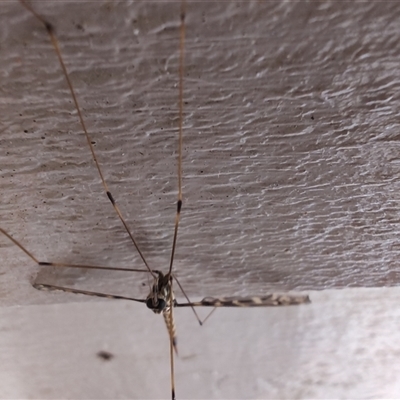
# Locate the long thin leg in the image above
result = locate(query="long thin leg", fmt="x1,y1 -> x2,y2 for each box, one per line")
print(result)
33,282 -> 147,304
0,227 -> 39,264
19,0 -> 156,279
176,294 -> 311,308
173,281 -> 310,324
1,227 -> 148,273
168,3 -> 186,399
168,0 -> 186,277
169,281 -> 176,400
174,274 -> 204,326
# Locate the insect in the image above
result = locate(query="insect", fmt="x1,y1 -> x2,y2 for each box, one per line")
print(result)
1,1 -> 310,399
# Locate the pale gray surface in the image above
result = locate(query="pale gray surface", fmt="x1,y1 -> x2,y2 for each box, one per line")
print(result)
1,289 -> 400,399
1,1 -> 400,399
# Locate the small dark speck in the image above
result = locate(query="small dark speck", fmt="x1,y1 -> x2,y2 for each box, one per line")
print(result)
139,152 -> 144,156
91,141 -> 96,145
76,23 -> 84,31
24,130 -> 28,133
200,170 -> 203,173
97,350 -> 114,361
41,136 -> 45,140
311,115 -> 314,120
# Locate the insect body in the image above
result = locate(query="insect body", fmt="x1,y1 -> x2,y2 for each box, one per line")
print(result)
0,1 -> 310,399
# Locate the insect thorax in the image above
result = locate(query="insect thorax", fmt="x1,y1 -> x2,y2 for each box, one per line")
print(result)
145,270 -> 173,314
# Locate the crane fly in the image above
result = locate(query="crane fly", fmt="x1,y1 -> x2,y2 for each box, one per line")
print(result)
0,1 -> 311,399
